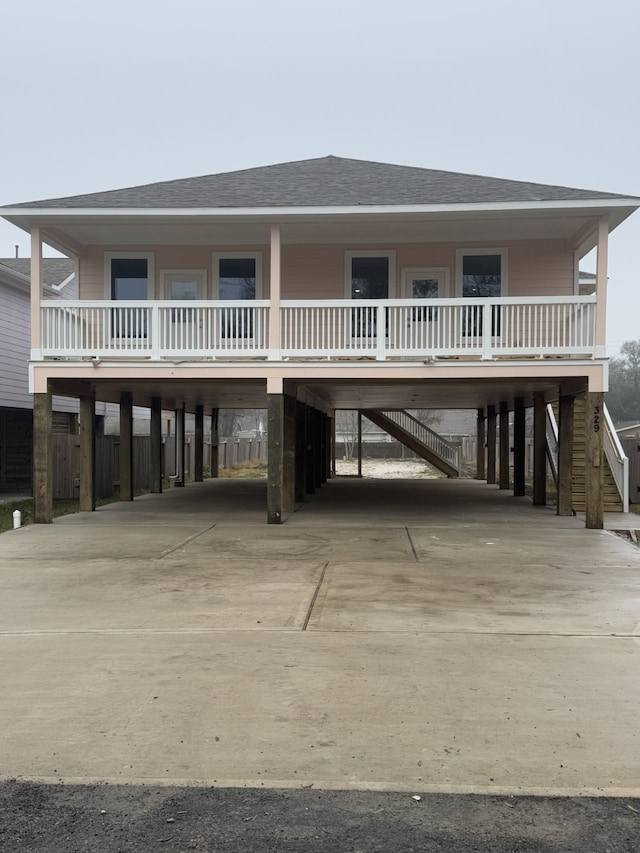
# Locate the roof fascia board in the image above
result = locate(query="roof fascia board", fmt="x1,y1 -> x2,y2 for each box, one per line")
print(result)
2,198 -> 640,220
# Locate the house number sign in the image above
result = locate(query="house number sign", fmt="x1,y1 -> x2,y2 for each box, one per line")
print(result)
593,405 -> 601,432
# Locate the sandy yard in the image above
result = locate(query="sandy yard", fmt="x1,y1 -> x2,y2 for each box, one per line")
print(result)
334,458 -> 444,478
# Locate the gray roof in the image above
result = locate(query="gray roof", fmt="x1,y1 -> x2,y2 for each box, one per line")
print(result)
2,156 -> 633,211
0,258 -> 75,287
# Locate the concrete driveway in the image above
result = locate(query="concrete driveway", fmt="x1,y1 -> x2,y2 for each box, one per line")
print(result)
1,477 -> 640,796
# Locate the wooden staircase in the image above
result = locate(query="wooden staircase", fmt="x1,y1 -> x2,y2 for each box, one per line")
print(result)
568,398 -> 623,512
360,410 -> 460,478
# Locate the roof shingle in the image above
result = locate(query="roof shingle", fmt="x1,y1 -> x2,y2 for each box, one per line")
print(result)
2,156 -> 632,211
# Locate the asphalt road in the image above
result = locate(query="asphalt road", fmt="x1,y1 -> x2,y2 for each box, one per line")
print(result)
1,782 -> 639,853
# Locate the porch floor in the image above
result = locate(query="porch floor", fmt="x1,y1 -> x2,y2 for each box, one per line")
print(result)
1,477 -> 640,795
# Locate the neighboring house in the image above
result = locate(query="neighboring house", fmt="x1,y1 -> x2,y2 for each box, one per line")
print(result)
616,423 -> 640,439
1,156 -> 638,524
0,258 -> 79,491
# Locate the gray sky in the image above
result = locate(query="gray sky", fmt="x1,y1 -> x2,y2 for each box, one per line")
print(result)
2,0 -> 638,353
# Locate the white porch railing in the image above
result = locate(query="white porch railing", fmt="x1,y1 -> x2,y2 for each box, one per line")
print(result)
40,295 -> 596,360
40,300 -> 270,358
281,296 -> 596,359
603,405 -> 630,512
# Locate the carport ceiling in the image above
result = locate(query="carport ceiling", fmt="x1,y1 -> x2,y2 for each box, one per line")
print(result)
50,375 -> 585,412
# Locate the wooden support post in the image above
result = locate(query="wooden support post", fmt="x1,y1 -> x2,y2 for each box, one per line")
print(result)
174,407 -> 185,487
320,412 -> 328,484
79,390 -> 96,511
357,410 -> 363,478
150,397 -> 162,493
585,391 -> 604,529
267,393 -> 285,523
476,408 -> 486,480
533,392 -> 546,506
119,391 -> 134,501
557,393 -> 574,516
295,401 -> 306,503
210,409 -> 219,478
513,397 -> 526,497
486,405 -> 497,485
194,405 -> 204,482
313,409 -> 323,489
330,415 -> 336,478
305,405 -> 315,496
33,390 -> 52,523
283,395 -> 296,514
499,401 -> 510,490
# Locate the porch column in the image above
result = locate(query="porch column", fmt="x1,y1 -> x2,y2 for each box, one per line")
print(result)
268,225 -> 282,360
33,390 -> 52,523
557,392 -> 575,516
295,400 -> 307,503
194,405 -> 204,482
476,408 -> 486,480
30,228 -> 43,359
210,409 -> 219,477
532,391 -> 547,506
119,391 -> 134,501
150,396 -> 163,493
267,388 -> 285,524
357,411 -> 363,478
283,394 -> 296,515
499,401 -> 510,490
79,389 -> 96,512
595,219 -> 609,355
174,406 -> 186,487
486,404 -> 497,485
585,391 -> 605,529
513,397 -> 526,497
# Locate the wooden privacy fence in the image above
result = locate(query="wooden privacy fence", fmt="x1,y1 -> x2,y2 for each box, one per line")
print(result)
52,434 -> 268,499
620,438 -> 640,504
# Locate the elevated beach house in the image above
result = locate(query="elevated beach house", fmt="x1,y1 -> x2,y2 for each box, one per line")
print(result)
1,157 -> 637,525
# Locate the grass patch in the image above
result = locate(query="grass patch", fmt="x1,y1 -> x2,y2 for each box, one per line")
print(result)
219,460 -> 267,479
0,494 -> 120,534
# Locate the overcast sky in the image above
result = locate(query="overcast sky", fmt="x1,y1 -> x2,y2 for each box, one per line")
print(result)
2,0 -> 638,353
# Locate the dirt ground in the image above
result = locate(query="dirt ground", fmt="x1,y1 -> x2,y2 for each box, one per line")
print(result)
1,783 -> 639,853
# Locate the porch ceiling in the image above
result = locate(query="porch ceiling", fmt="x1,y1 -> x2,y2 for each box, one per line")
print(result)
48,374 -> 586,413
6,204 -> 637,254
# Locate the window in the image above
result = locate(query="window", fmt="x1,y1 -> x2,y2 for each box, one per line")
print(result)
213,253 -> 262,338
346,251 -> 395,337
456,249 -> 507,336
105,253 -> 154,337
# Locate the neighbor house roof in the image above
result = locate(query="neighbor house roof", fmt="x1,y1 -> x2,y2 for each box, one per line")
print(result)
0,258 -> 75,288
0,258 -> 75,287
2,156 -> 635,211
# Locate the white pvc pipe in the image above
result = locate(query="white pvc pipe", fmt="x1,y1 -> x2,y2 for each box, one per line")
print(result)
13,510 -> 21,529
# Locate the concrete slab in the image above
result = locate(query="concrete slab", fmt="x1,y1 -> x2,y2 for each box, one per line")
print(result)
1,476 -> 640,796
2,632 -> 640,795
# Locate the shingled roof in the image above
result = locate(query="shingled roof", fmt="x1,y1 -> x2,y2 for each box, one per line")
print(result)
0,258 -> 75,287
3,156 -> 632,210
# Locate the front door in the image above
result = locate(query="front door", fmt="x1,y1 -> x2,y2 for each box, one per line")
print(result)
402,268 -> 448,302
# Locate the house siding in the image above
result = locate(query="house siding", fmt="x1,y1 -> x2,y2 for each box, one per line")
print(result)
79,239 -> 574,300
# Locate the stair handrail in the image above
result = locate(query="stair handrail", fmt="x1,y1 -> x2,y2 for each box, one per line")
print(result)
603,404 -> 629,513
378,410 -> 460,471
545,404 -> 559,487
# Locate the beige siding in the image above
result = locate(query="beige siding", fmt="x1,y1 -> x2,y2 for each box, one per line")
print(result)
79,239 -> 575,301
